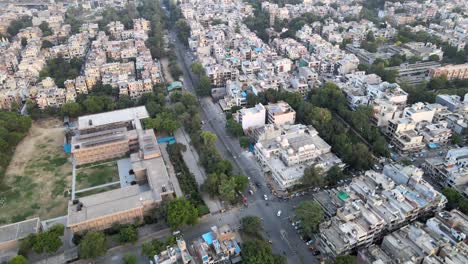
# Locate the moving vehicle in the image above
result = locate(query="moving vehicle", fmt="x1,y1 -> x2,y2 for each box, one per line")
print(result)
264,194 -> 268,200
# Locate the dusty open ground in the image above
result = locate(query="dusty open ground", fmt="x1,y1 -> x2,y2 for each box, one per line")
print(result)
0,118 -> 71,224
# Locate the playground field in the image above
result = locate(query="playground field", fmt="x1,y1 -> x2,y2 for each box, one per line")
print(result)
0,118 -> 71,224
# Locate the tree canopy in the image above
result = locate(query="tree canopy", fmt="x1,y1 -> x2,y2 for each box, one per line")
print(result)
39,57 -> 83,88
7,16 -> 32,37
79,231 -> 107,259
241,216 -> 263,238
8,255 -> 27,264
295,201 -> 324,236
166,198 -> 198,230
241,239 -> 286,264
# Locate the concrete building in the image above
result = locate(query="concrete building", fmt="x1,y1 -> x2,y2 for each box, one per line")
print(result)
191,225 -> 241,264
423,147 -> 468,196
67,107 -> 176,233
358,210 -> 468,264
71,106 -> 150,165
236,103 -> 266,131
254,124 -> 342,190
403,102 -> 436,123
435,94 -> 468,114
387,61 -> 441,85
319,166 -> 446,257
0,218 -> 40,259
430,63 -> 468,80
265,101 -> 296,126
387,118 -> 425,153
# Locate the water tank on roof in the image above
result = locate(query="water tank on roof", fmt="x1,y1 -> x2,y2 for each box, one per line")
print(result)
298,147 -> 304,152
276,136 -> 281,142
288,148 -> 294,155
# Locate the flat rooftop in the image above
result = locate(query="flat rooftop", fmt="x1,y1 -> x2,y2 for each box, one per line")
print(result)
77,106 -> 149,130
68,184 -> 155,226
0,218 -> 40,244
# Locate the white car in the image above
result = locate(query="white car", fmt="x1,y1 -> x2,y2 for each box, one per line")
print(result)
277,210 -> 282,217
264,194 -> 268,201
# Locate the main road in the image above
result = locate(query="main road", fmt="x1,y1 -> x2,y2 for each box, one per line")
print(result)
166,26 -> 318,264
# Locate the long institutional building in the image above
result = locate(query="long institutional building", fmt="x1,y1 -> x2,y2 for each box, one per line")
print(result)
67,106 -> 176,233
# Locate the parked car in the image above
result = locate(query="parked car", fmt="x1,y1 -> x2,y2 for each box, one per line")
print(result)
277,210 -> 282,217
264,194 -> 268,200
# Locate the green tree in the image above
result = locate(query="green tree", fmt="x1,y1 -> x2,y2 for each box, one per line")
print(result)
302,165 -> 324,187
325,165 -> 345,186
335,255 -> 357,264
200,131 -> 217,145
41,40 -> 54,49
79,231 -> 107,259
241,239 -> 282,264
8,255 -> 27,264
197,75 -> 212,96
428,54 -> 440,61
61,102 -> 82,118
166,198 -> 198,230
141,239 -> 165,257
295,201 -> 324,236
118,225 -> 138,244
83,96 -> 105,113
218,177 -> 237,202
7,16 -> 32,37
241,216 -> 263,238
190,62 -> 205,76
226,119 -> 244,137
123,254 -> 137,264
239,136 -> 250,148
452,134 -> 463,145
39,21 -> 53,36
234,175 -> 249,192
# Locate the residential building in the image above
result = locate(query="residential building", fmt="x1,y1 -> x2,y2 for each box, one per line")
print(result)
236,103 -> 266,131
319,166 -> 446,257
265,101 -> 296,126
423,147 -> 468,196
387,118 -> 425,153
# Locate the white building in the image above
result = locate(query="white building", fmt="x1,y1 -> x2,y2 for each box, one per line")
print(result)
236,103 -> 266,131
254,124 -> 343,190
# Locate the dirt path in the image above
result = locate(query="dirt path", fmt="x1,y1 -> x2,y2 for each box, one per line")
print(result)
160,58 -> 174,83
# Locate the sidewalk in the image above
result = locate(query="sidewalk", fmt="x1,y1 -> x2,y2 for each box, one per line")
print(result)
173,128 -> 223,213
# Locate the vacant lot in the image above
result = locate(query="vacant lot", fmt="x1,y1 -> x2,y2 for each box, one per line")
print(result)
0,119 -> 71,224
76,161 -> 119,190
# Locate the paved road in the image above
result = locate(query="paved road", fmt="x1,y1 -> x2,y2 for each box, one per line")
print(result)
167,29 -> 318,264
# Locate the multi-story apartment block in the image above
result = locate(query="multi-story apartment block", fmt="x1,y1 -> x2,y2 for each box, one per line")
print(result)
359,209 -> 468,264
236,103 -> 266,131
423,147 -> 468,196
319,165 -> 446,257
387,118 -> 424,153
265,101 -> 296,126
